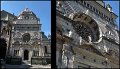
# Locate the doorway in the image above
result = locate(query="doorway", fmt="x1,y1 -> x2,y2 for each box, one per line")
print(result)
24,50 -> 29,60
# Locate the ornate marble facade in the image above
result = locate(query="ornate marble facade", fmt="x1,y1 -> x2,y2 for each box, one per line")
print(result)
1,8 -> 51,62
56,1 -> 119,68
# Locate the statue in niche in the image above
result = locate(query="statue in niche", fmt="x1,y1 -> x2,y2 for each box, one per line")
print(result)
88,35 -> 92,43
64,29 -> 72,37
56,1 -> 63,12
61,51 -> 67,68
69,13 -> 74,19
79,36 -> 82,45
68,30 -> 72,37
61,44 -> 74,68
57,1 -> 62,8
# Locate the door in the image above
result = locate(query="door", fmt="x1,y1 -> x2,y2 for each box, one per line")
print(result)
24,50 -> 29,60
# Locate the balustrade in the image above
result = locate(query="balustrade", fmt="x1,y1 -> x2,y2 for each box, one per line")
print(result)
63,1 -> 116,29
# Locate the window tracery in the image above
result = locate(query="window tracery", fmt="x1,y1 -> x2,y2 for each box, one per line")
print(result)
72,22 -> 93,42
22,33 -> 31,42
33,50 -> 39,56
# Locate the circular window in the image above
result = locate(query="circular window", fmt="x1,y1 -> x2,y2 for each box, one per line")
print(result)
22,33 -> 30,42
25,16 -> 29,19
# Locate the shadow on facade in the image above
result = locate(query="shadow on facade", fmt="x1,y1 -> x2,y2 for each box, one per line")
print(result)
4,62 -> 32,68
0,38 -> 7,68
4,57 -> 32,68
0,38 -> 7,59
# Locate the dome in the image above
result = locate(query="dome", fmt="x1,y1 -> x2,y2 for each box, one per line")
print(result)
41,32 -> 48,41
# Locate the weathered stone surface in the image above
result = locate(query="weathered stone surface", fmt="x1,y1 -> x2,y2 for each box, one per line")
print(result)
56,1 -> 119,68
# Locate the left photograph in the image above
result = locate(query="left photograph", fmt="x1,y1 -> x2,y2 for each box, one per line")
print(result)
0,1 -> 51,68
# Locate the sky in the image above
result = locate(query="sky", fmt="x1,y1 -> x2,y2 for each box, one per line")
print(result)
1,1 -> 51,36
104,1 -> 119,30
1,1 -> 119,36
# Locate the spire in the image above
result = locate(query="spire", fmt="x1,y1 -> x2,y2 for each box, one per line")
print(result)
48,33 -> 51,40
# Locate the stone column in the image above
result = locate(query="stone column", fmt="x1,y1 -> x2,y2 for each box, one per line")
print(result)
19,47 -> 22,57
29,49 -> 32,61
41,46 -> 44,56
12,47 -> 14,56
39,46 -> 41,56
20,48 -> 24,61
56,49 -> 62,68
9,47 -> 13,56
79,36 -> 82,45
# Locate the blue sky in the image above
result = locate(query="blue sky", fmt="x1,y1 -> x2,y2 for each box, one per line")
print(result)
1,1 -> 119,36
104,1 -> 119,30
1,1 -> 51,36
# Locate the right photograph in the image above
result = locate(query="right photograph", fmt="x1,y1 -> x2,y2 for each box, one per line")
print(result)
56,1 -> 119,68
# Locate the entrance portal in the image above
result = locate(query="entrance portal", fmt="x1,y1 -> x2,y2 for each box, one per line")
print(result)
24,50 -> 29,60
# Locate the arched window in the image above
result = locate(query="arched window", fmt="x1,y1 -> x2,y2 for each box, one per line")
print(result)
14,50 -> 19,56
33,50 -> 39,56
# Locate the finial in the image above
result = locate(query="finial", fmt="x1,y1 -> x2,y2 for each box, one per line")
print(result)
24,7 -> 29,12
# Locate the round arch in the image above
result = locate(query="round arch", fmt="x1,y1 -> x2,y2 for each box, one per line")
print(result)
69,12 -> 102,43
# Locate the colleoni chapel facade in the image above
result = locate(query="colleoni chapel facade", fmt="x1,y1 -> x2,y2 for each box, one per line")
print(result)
1,8 -> 51,62
56,1 -> 119,68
